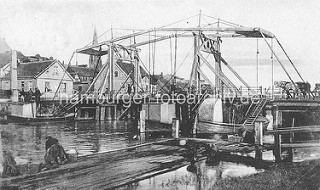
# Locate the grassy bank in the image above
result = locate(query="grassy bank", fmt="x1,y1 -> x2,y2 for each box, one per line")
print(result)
213,159 -> 320,190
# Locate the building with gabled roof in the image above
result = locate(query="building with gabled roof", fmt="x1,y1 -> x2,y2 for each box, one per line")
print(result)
112,60 -> 152,94
93,60 -> 154,95
67,65 -> 95,93
0,59 -> 74,99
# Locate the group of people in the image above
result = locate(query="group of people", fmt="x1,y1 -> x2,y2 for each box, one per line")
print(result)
274,81 -> 312,99
19,87 -> 41,103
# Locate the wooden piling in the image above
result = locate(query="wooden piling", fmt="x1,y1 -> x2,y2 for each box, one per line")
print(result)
106,106 -> 112,120
140,110 -> 146,133
95,106 -> 100,121
287,118 -> 295,162
255,121 -> 263,160
77,107 -> 82,120
113,105 -> 117,120
140,132 -> 146,144
100,106 -> 106,121
255,122 -> 263,145
193,115 -> 198,135
273,105 -> 282,162
172,118 -> 180,138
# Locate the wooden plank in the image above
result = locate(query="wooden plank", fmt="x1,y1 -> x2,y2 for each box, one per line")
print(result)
0,140 -> 184,189
266,125 -> 320,134
270,100 -> 320,107
282,143 -> 320,148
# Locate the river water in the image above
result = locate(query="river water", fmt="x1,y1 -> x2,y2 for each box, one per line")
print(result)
0,120 -> 171,168
1,121 -> 320,189
117,159 -> 265,190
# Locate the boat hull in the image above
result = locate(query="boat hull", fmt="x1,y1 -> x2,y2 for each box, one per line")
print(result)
197,121 -> 252,134
7,114 -> 74,123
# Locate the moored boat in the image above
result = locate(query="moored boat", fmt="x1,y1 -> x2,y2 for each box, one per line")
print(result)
7,114 -> 74,123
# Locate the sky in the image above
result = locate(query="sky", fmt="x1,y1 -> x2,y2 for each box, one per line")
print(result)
0,0 -> 319,88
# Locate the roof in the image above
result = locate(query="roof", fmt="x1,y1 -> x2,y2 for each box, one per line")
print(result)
67,66 -> 95,77
2,60 -> 72,80
116,61 -> 148,78
17,60 -> 54,78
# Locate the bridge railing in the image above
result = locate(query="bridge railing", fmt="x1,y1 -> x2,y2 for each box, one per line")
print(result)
221,86 -> 288,100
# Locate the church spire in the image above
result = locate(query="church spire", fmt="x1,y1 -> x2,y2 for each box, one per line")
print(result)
92,26 -> 98,45
89,26 -> 102,70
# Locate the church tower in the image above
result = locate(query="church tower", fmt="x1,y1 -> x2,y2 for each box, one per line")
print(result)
89,26 -> 102,70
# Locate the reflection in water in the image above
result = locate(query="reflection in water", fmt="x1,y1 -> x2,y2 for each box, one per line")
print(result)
117,160 -> 264,190
0,120 -> 170,175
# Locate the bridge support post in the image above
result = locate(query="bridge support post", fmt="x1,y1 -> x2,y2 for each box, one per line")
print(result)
106,106 -> 112,120
286,118 -> 294,162
113,105 -> 117,120
95,106 -> 100,121
139,110 -> 146,133
172,118 -> 180,138
255,121 -> 263,160
77,107 -> 82,120
100,106 -> 106,121
273,105 -> 282,162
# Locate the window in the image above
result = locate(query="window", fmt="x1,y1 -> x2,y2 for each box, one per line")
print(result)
53,65 -> 58,76
78,85 -> 83,92
21,81 -> 25,91
5,81 -> 10,90
45,81 -> 51,92
115,71 -> 119,77
61,83 -> 66,93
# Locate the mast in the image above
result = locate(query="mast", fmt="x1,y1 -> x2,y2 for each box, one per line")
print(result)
174,34 -> 177,85
196,11 -> 201,95
109,44 -> 114,95
215,18 -> 222,96
271,38 -> 274,99
133,50 -> 139,94
256,38 -> 259,91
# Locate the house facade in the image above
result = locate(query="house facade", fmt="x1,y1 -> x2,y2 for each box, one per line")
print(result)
0,59 -> 74,99
113,60 -> 153,95
67,65 -> 95,94
92,60 -> 154,95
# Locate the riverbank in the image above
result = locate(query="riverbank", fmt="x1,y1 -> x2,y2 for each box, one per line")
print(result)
213,158 -> 320,190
